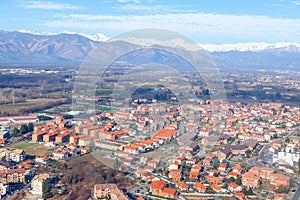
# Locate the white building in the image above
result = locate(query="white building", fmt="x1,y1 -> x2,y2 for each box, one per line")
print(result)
0,116 -> 39,124
9,149 -> 26,162
31,173 -> 50,196
0,126 -> 10,139
0,183 -> 7,197
0,148 -> 25,163
273,151 -> 300,166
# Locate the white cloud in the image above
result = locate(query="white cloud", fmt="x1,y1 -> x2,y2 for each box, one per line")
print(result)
291,0 -> 300,5
118,0 -> 141,4
18,29 -> 57,35
45,13 -> 300,43
24,1 -> 82,10
117,4 -> 196,13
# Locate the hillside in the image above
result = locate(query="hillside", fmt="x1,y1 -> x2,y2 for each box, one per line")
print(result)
0,30 -> 300,71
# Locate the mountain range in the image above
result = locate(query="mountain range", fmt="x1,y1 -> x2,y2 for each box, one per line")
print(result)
0,30 -> 300,70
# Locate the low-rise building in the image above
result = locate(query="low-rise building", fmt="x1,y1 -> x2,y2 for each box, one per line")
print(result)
94,183 -> 129,200
0,168 -> 25,184
30,173 -> 49,196
242,172 -> 260,188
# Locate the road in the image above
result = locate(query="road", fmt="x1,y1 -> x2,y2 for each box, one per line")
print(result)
247,127 -> 300,200
247,127 -> 299,167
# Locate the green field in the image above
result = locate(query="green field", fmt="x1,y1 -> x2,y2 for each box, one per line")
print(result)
0,98 -> 68,114
10,142 -> 52,156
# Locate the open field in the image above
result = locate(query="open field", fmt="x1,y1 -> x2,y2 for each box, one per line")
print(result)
10,142 -> 52,156
47,90 -> 72,97
0,98 -> 68,114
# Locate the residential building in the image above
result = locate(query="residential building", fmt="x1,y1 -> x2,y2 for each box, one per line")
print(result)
30,173 -> 49,196
193,182 -> 206,193
0,168 -> 25,184
242,172 -> 260,188
94,183 -> 129,200
270,174 -> 290,188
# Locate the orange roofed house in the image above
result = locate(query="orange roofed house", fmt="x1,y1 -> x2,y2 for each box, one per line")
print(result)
150,179 -> 166,196
193,182 -> 207,193
162,188 -> 178,199
149,180 -> 178,199
32,131 -> 47,142
176,181 -> 188,192
249,167 -> 274,179
242,172 -> 260,188
0,168 -> 25,184
270,174 -> 290,188
211,184 -> 222,193
205,176 -> 224,185
168,169 -> 182,182
151,128 -> 178,141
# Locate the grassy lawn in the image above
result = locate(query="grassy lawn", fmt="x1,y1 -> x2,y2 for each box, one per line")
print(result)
95,105 -> 118,112
89,151 -> 115,168
10,142 -> 52,156
0,98 -> 68,113
260,180 -> 276,192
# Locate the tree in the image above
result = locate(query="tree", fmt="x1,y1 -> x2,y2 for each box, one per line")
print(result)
42,179 -> 52,198
235,177 -> 242,185
63,114 -> 73,119
222,159 -> 229,167
28,122 -> 34,132
285,138 -> 290,143
213,172 -> 218,177
229,177 -> 235,182
203,89 -> 210,95
20,124 -> 28,134
245,149 -> 252,157
212,158 -> 220,169
248,187 -> 254,195
63,163 -> 68,170
12,128 -> 20,137
242,187 -> 248,195
276,185 -> 285,193
38,115 -> 53,121
275,92 -> 282,100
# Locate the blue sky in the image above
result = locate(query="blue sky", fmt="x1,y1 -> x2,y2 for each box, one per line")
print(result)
1,0 -> 300,44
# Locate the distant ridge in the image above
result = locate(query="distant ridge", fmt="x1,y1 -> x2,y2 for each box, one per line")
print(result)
0,30 -> 299,70
0,30 -> 99,65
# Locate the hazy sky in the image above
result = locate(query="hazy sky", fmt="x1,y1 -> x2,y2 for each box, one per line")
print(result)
1,0 -> 300,44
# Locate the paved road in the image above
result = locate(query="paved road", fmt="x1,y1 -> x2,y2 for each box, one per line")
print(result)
247,127 -> 299,167
248,127 -> 300,200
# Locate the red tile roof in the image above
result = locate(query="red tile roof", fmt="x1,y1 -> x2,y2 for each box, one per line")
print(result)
150,180 -> 166,191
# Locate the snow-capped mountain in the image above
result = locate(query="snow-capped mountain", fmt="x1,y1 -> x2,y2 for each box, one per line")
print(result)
17,30 -> 300,52
199,42 -> 300,52
19,29 -> 110,42
0,30 -> 299,70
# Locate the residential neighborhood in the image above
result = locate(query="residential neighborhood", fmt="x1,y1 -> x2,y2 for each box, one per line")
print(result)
0,97 -> 299,200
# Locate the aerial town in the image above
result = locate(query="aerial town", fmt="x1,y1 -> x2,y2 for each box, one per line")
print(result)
0,91 -> 299,199
1,1 -> 300,200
